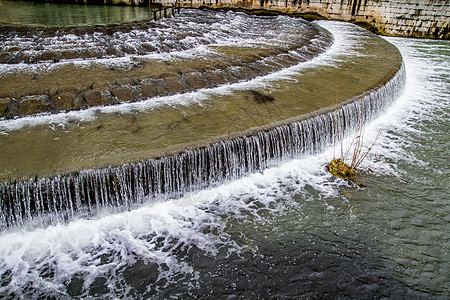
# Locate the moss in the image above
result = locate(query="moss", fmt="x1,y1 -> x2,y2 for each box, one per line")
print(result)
201,6 -> 328,21
288,12 -> 329,21
326,158 -> 358,180
352,20 -> 387,35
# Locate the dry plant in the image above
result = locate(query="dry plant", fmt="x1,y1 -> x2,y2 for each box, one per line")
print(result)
327,100 -> 379,182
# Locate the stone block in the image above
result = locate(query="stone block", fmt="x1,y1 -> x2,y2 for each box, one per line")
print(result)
183,72 -> 209,90
161,76 -> 185,95
54,93 -> 75,111
140,83 -> 158,98
111,87 -> 133,102
18,96 -> 43,116
83,90 -> 104,107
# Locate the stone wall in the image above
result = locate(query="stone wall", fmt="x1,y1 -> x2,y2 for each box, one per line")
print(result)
163,0 -> 449,39
29,0 -> 158,6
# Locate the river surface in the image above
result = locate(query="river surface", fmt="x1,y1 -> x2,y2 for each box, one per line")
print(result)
0,12 -> 449,300
0,0 -> 158,27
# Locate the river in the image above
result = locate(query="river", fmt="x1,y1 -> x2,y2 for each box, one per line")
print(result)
0,9 -> 448,299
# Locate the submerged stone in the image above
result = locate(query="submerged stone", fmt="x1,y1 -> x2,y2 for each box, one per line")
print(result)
249,90 -> 275,103
184,72 -> 209,90
53,93 -> 75,111
140,83 -> 158,98
161,75 -> 185,95
203,71 -> 229,86
83,90 -> 104,106
18,96 -> 43,116
112,86 -> 133,102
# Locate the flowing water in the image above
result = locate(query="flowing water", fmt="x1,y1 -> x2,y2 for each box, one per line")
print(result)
0,9 -> 448,299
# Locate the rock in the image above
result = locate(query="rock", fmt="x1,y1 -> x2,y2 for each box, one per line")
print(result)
281,53 -> 301,64
0,52 -> 10,64
105,47 -> 118,57
239,66 -> 259,78
140,43 -> 156,52
18,96 -> 43,116
111,87 -> 132,102
159,72 -> 178,79
39,51 -> 61,62
270,56 -> 293,68
53,93 -> 75,111
241,55 -> 259,63
140,83 -> 158,98
250,61 -> 276,75
223,68 -> 244,81
161,75 -> 185,95
40,96 -> 56,113
66,276 -> 84,297
57,86 -> 77,94
0,98 -> 10,117
83,90 -> 104,107
48,88 -> 58,97
204,71 -> 229,87
122,260 -> 159,293
0,91 -> 12,98
202,65 -> 218,71
81,49 -> 98,59
184,72 -> 209,90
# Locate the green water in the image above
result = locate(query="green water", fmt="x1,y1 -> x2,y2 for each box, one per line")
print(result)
0,0 -> 157,27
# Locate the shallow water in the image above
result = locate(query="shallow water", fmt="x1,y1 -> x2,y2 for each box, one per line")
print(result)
0,18 -> 449,300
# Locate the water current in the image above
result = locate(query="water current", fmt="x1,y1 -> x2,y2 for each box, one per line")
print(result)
0,10 -> 448,299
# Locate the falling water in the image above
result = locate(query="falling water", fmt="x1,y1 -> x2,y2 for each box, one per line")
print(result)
0,65 -> 405,229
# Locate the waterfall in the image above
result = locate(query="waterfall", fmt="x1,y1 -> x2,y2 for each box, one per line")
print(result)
0,64 -> 405,230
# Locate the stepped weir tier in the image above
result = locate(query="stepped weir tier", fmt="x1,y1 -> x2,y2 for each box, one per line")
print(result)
0,9 -> 405,229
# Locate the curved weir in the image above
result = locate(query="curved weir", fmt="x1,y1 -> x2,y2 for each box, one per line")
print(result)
0,67 -> 405,228
0,15 -> 404,229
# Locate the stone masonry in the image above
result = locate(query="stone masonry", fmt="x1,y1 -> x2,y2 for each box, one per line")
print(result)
161,0 -> 449,39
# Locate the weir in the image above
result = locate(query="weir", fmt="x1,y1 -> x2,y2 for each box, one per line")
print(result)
0,10 -> 405,230
0,64 -> 405,229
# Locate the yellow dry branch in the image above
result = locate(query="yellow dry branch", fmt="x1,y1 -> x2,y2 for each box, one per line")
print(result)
326,158 -> 358,180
